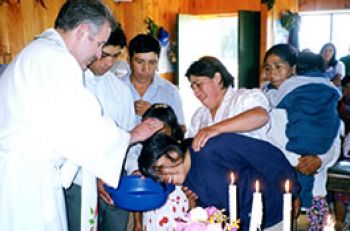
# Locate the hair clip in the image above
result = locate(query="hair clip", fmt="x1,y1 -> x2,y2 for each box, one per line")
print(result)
154,103 -> 169,109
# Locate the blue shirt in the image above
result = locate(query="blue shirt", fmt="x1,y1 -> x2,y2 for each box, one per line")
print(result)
122,74 -> 185,125
0,64 -> 7,75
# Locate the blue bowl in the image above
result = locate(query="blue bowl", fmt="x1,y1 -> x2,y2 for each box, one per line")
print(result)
104,175 -> 175,211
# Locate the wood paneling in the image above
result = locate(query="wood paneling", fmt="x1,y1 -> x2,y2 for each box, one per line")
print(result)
187,0 -> 261,14
299,0 -> 350,11
4,0 -> 341,84
0,0 -> 268,61
0,0 -> 65,62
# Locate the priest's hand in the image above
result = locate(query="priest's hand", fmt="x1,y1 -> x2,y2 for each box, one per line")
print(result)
129,118 -> 163,144
296,155 -> 322,175
97,179 -> 114,206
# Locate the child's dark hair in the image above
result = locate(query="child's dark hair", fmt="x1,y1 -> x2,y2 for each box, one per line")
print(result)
296,51 -> 326,75
138,133 -> 191,181
142,103 -> 184,141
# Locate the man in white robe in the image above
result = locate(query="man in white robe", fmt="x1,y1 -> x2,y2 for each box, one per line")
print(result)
0,1 -> 162,231
64,27 -> 137,231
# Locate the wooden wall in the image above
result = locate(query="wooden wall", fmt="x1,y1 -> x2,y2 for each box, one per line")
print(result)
2,0 -> 347,81
0,0 -> 63,63
0,0 -> 277,64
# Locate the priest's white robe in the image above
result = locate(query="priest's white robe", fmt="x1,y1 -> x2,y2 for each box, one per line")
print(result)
0,29 -> 130,231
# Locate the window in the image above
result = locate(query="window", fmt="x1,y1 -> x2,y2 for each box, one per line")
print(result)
299,11 -> 350,58
177,14 -> 238,127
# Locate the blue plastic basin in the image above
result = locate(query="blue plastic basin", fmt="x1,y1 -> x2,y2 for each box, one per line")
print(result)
104,175 -> 175,211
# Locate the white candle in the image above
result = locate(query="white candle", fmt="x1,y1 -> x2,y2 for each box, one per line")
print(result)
229,172 -> 237,223
249,180 -> 263,231
283,179 -> 292,231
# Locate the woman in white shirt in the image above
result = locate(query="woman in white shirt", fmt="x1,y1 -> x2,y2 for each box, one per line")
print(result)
320,42 -> 345,87
184,56 -> 270,151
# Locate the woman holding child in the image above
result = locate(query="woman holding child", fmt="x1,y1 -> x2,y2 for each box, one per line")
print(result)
263,44 -> 342,230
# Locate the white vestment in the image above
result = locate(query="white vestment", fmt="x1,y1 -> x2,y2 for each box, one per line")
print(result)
0,29 -> 130,231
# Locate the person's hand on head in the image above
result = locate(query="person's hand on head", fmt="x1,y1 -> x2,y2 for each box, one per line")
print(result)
97,179 -> 114,206
134,99 -> 151,117
130,118 -> 163,144
192,125 -> 220,152
296,155 -> 322,175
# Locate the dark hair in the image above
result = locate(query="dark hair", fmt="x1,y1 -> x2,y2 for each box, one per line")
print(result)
296,51 -> 326,75
54,0 -> 117,34
263,43 -> 298,67
128,34 -> 161,59
341,74 -> 350,87
138,133 -> 190,181
105,25 -> 127,48
142,103 -> 184,141
320,43 -> 338,67
185,56 -> 234,89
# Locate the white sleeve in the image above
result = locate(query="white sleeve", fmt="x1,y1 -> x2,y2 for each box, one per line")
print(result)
185,107 -> 206,138
337,61 -> 346,79
241,89 -> 270,112
318,135 -> 341,171
343,133 -> 350,158
124,143 -> 142,175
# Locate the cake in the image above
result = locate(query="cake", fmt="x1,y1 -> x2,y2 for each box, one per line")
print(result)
176,206 -> 239,231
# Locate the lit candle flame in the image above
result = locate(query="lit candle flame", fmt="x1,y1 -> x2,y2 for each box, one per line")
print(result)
285,179 -> 290,193
255,180 -> 260,192
231,172 -> 235,185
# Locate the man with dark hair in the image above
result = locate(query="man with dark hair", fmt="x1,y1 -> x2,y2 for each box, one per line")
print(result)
122,34 -> 184,126
109,26 -> 130,78
64,26 -> 136,231
121,33 -> 185,179
0,1 -> 162,231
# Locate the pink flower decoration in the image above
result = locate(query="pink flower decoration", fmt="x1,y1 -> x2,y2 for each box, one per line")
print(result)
205,206 -> 219,217
177,222 -> 207,231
